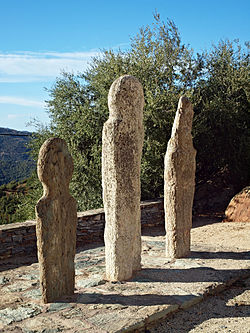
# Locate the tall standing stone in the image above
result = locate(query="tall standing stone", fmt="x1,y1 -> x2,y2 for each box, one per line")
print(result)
102,75 -> 144,281
35,138 -> 77,303
164,96 -> 196,258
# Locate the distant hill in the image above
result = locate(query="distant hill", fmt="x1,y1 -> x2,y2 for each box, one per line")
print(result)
0,128 -> 35,185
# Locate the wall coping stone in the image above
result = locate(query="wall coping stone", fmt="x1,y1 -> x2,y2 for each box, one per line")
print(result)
77,207 -> 104,218
0,220 -> 36,231
0,199 -> 163,233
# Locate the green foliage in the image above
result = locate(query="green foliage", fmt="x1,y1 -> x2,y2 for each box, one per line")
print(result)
0,181 -> 27,224
13,172 -> 43,222
192,40 -> 250,187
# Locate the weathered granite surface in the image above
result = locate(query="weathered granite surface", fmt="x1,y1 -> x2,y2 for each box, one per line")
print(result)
0,222 -> 249,333
164,96 -> 196,259
224,186 -> 250,222
102,75 -> 144,281
35,138 -> 77,303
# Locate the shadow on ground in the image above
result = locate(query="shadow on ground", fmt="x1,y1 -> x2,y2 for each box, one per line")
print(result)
149,279 -> 250,333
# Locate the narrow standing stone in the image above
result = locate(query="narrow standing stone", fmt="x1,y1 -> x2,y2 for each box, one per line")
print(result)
35,138 -> 77,303
164,96 -> 196,258
102,75 -> 144,281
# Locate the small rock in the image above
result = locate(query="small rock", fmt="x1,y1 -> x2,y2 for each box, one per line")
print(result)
0,276 -> 10,284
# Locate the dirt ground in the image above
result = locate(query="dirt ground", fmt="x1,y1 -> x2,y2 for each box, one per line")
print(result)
149,277 -> 250,333
192,218 -> 250,250
148,219 -> 250,333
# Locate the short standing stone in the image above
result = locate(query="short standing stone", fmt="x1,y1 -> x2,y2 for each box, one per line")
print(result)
164,96 -> 196,258
35,138 -> 77,303
102,75 -> 144,281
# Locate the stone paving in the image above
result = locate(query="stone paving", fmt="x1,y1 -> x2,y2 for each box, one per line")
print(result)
0,222 -> 250,333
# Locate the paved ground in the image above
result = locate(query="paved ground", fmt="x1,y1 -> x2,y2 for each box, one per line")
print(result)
0,221 -> 249,333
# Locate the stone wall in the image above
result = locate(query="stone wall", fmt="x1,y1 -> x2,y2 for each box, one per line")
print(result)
0,221 -> 36,260
0,199 -> 164,261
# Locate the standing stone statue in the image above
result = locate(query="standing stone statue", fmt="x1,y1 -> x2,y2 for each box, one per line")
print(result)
164,96 -> 196,259
102,75 -> 144,281
35,138 -> 77,303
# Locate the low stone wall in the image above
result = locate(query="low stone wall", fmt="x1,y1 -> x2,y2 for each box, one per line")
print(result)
0,221 -> 36,260
0,199 -> 164,261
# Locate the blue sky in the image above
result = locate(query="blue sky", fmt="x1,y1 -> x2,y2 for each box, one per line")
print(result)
0,0 -> 249,131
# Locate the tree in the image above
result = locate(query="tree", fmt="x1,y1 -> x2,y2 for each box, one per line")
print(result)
26,14 -> 194,213
192,40 -> 250,189
15,15 -> 249,221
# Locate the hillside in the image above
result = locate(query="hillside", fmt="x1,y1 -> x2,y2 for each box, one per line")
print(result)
0,127 -> 35,185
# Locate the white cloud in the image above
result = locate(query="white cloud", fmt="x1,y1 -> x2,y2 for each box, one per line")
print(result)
7,114 -> 20,119
0,96 -> 45,108
0,50 -> 101,82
